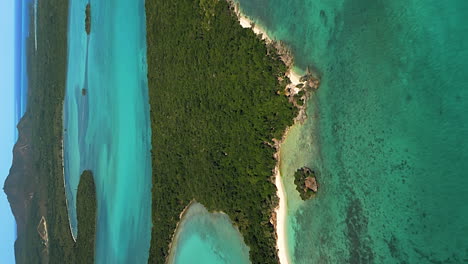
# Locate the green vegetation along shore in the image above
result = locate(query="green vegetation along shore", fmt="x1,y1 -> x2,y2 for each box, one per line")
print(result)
145,0 -> 297,263
75,171 -> 97,264
3,0 -> 96,263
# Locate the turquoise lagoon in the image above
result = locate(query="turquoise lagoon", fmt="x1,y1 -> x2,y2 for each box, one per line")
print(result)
63,0 -> 152,263
61,0 -> 468,263
168,203 -> 251,264
237,0 -> 468,263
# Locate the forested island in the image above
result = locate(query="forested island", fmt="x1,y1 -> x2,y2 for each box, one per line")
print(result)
145,0 -> 297,263
294,167 -> 318,200
75,171 -> 97,264
85,3 -> 91,35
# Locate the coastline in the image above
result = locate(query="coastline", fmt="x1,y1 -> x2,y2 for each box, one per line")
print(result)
273,145 -> 291,264
166,201 -> 251,264
146,0 -> 308,261
61,137 -> 76,243
233,3 -> 304,88
232,2 -> 310,263
166,200 -> 196,263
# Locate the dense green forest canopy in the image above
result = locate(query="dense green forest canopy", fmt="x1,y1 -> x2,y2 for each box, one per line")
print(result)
85,4 -> 91,35
145,0 -> 297,263
75,171 -> 97,264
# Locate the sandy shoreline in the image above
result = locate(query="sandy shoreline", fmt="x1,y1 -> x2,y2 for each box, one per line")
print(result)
162,3 -> 308,263
166,200 -> 196,263
62,139 -> 76,243
62,140 -> 76,243
232,3 -> 306,263
61,101 -> 77,242
274,149 -> 290,264
235,4 -> 304,86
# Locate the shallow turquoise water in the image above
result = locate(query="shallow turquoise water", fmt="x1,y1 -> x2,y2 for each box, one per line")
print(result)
63,0 -> 152,263
168,203 -> 251,264
238,0 -> 468,263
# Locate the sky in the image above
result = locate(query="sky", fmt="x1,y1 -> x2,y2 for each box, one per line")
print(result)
0,0 -> 18,263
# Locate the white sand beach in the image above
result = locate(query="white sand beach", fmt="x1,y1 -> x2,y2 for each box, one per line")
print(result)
275,163 -> 290,264
233,3 -> 297,264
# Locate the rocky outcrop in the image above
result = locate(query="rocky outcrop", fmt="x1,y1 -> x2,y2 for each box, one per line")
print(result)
300,67 -> 321,90
304,176 -> 318,193
293,167 -> 318,200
